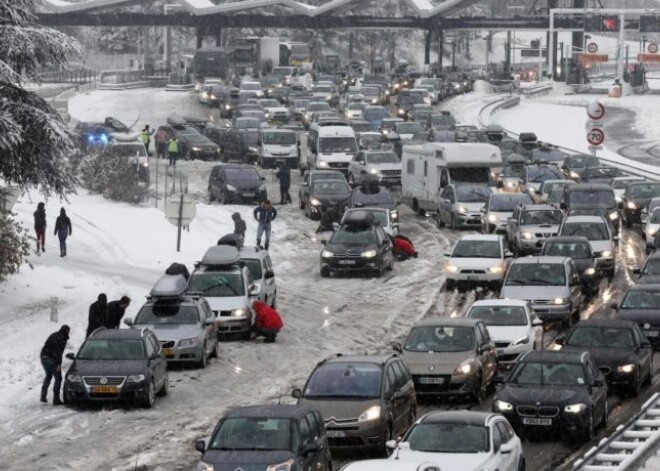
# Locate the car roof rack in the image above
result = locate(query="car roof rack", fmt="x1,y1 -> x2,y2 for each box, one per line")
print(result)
200,245 -> 240,267
149,274 -> 188,299
342,210 -> 377,228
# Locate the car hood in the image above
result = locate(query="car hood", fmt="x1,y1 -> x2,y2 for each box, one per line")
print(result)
313,194 -> 350,206
499,384 -> 587,405
202,450 -> 294,469
487,325 -> 531,344
206,295 -> 248,312
366,163 -> 401,172
618,308 -> 660,323
228,179 -> 263,190
457,202 -> 486,213
393,447 -> 491,470
131,323 -> 202,341
264,106 -> 289,114
559,345 -> 636,368
449,257 -> 502,270
519,223 -> 560,234
488,210 -> 513,222
68,359 -> 147,376
298,397 -> 380,422
589,240 -> 613,253
402,350 -> 472,374
638,275 -> 660,284
501,285 -> 569,301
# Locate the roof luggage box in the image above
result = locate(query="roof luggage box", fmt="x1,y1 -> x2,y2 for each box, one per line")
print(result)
150,274 -> 188,298
200,245 -> 240,266
342,210 -> 377,228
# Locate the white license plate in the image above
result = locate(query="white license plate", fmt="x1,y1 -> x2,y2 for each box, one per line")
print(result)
522,418 -> 552,426
326,430 -> 346,438
466,275 -> 479,280
418,377 -> 445,384
242,192 -> 255,197
338,260 -> 356,265
646,331 -> 659,337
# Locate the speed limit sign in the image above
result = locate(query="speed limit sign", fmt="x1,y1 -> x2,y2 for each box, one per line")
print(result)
587,42 -> 598,53
587,128 -> 605,146
649,42 -> 659,54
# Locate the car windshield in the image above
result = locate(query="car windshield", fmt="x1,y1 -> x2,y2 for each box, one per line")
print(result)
134,304 -> 200,325
314,85 -> 333,93
566,327 -> 634,348
260,99 -> 280,107
541,181 -> 568,194
502,167 -> 524,178
312,180 -> 350,196
346,210 -> 388,226
520,210 -> 563,225
187,272 -> 245,297
613,178 -> 642,189
568,156 -> 600,168
225,168 -> 260,180
527,167 -> 563,183
319,137 -> 357,153
568,190 -> 616,207
365,152 -> 399,164
364,108 -> 388,120
307,103 -> 331,112
236,118 -> 260,129
209,417 -> 294,452
398,94 -> 424,105
621,289 -> 660,309
455,185 -> 491,203
240,82 -> 261,91
405,423 -> 489,454
242,259 -> 262,280
560,222 -> 609,241
353,188 -> 394,205
404,326 -> 475,352
77,339 -> 145,360
330,228 -> 377,245
505,263 -> 566,286
431,115 -> 456,126
468,306 -> 527,326
452,240 -> 501,258
304,363 -> 382,398
490,195 -> 531,211
629,184 -> 660,199
262,132 -> 296,145
544,242 -> 591,259
348,103 -> 366,111
510,361 -> 586,386
585,167 -> 622,179
396,123 -> 424,134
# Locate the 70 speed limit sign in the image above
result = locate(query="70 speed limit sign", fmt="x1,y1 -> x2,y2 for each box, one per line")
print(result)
587,128 -> 605,146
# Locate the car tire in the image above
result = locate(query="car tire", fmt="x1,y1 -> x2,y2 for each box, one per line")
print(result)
446,279 -> 455,291
580,412 -> 595,443
601,399 -> 608,428
208,190 -> 215,203
646,357 -> 654,385
472,372 -> 485,403
625,215 -> 632,229
210,341 -> 218,358
320,267 -> 330,278
197,343 -> 208,369
631,370 -> 642,397
518,457 -> 526,471
157,371 -> 168,397
378,422 -> 393,458
387,258 -> 394,271
436,210 -> 445,228
270,293 -> 277,308
299,193 -> 305,209
142,379 -> 156,408
63,386 -> 74,407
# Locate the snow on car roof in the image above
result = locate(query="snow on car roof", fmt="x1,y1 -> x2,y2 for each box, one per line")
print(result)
150,274 -> 188,298
201,246 -> 240,266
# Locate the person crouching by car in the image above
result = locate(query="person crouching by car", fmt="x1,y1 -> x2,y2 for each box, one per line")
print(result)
392,234 -> 418,261
251,299 -> 283,343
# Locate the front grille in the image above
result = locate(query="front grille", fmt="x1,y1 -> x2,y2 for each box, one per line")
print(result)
539,407 -> 560,417
517,405 -> 560,417
533,299 -> 553,305
381,170 -> 401,176
325,417 -> 358,426
534,232 -> 557,238
517,405 -> 537,417
494,341 -> 511,348
327,162 -> 349,169
328,437 -> 364,447
460,269 -> 486,274
160,340 -> 175,348
84,376 -> 125,386
218,310 -> 232,317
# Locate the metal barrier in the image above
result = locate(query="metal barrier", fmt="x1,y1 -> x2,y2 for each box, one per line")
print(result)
39,69 -> 97,84
521,84 -> 553,99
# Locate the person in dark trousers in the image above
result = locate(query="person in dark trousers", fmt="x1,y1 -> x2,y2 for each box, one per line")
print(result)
105,296 -> 131,329
34,202 -> 47,252
316,204 -> 345,233
40,324 -> 70,405
232,212 -> 246,248
53,207 -> 72,257
251,299 -> 283,343
254,200 -> 277,250
154,128 -> 169,159
86,293 -> 108,337
275,164 -> 292,204
141,125 -> 154,155
168,136 -> 179,166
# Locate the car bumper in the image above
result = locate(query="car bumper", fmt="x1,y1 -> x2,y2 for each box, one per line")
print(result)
65,380 -> 148,403
325,419 -> 387,450
484,221 -> 507,234
517,238 -> 545,254
531,303 -> 571,322
412,373 -> 480,396
225,190 -> 267,204
500,410 -> 590,436
446,272 -> 504,286
455,212 -> 483,228
321,257 -> 382,273
161,343 -> 205,363
216,318 -> 251,334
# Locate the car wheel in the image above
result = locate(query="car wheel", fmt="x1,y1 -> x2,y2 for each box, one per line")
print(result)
320,267 -> 330,278
210,341 -> 218,358
304,201 -> 311,219
517,457 -> 526,471
142,379 -> 156,408
157,371 -> 168,396
374,263 -> 384,278
299,193 -> 305,209
378,422 -> 393,458
625,214 -> 632,229
472,372 -> 485,403
601,398 -> 609,428
197,343 -> 208,369
436,210 -> 445,228
451,214 -> 458,231
646,357 -> 654,385
631,369 -> 642,397
270,293 -> 277,308
446,279 -> 455,291
580,412 -> 595,443
208,189 -> 215,202
63,385 -> 74,407
387,257 -> 394,271
348,172 -> 356,186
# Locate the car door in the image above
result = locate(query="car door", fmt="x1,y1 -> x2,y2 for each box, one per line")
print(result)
438,187 -> 453,224
392,360 -> 416,432
567,262 -> 582,308
350,152 -> 365,179
633,325 -> 653,379
303,412 -> 327,471
147,334 -> 167,391
477,322 -> 498,385
587,359 -> 607,421
493,420 -> 519,470
298,414 -> 317,471
383,364 -> 407,436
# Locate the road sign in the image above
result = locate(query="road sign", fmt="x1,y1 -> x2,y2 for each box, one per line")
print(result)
576,53 -> 609,63
649,42 -> 659,54
638,53 -> 660,63
165,193 -> 196,227
587,42 -> 598,53
587,101 -> 606,121
588,145 -> 603,151
587,128 -> 605,146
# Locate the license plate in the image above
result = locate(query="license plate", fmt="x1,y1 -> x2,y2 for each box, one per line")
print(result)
242,192 -> 255,197
338,260 -> 356,265
326,430 -> 346,438
646,331 -> 659,337
466,275 -> 479,280
418,377 -> 445,384
92,386 -> 117,394
522,418 -> 552,426
163,348 -> 175,357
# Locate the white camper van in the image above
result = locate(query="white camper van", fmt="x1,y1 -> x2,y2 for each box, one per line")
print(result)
401,142 -> 502,214
301,122 -> 357,175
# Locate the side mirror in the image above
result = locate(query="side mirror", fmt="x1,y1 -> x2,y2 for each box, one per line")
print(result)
291,388 -> 302,399
613,235 -> 620,242
320,239 -> 327,245
265,270 -> 275,279
633,268 -> 641,275
302,442 -> 319,455
609,302 -> 618,310
65,352 -> 75,360
203,318 -> 215,326
443,252 -> 451,257
641,340 -> 652,348
249,284 -> 261,297
392,223 -> 400,230
124,317 -> 133,326
555,336 -> 564,345
332,222 -> 340,231
618,201 -> 624,210
385,439 -> 398,450
194,439 -> 206,453
261,176 -> 266,181
560,202 -> 566,210
592,379 -> 604,388
494,374 -> 506,384
504,250 -> 514,258
480,207 -> 486,213
496,181 -> 504,189
392,342 -> 402,353
535,190 -> 543,195
500,441 -> 515,455
532,317 -> 543,327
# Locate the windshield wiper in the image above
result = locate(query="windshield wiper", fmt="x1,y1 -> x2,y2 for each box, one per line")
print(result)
199,281 -> 240,296
506,280 -> 526,285
526,278 -> 554,285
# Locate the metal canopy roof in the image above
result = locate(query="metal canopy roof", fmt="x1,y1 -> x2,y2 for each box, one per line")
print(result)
39,0 -> 479,18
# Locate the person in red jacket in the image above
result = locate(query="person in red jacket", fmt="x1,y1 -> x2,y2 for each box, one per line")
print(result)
251,299 -> 283,343
392,234 -> 418,261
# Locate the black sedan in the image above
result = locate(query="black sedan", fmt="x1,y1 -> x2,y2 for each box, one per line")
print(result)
562,155 -> 601,181
620,182 -> 660,228
635,251 -> 660,283
541,236 -> 598,295
64,328 -> 168,408
304,179 -> 350,220
208,164 -> 266,204
179,133 -> 221,161
555,319 -> 653,395
613,283 -> 660,347
493,350 -> 608,442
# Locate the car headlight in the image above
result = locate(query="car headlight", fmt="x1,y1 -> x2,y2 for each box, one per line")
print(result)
457,205 -> 468,214
141,161 -> 149,168
445,264 -> 459,273
358,405 -> 381,423
617,363 -> 636,374
317,161 -> 330,168
600,250 -> 612,258
265,112 -> 270,118
179,338 -> 199,348
361,249 -> 377,258
231,308 -> 247,318
262,148 -> 271,156
570,171 -> 580,179
326,95 -> 332,100
191,146 -> 201,152
494,400 -> 513,412
267,459 -> 294,471
527,185 -> 536,193
615,195 -> 622,203
628,201 -> 637,209
369,168 -> 381,175
521,231 -> 533,240
564,403 -> 587,414
489,265 -> 504,274
512,335 -> 530,345
584,267 -> 596,276
321,250 -> 334,258
67,374 -> 82,383
397,109 -> 405,115
553,297 -> 567,305
225,104 -> 231,110
506,181 -> 516,188
488,214 -> 498,223
197,461 -> 215,471
391,210 -> 398,219
372,99 -> 378,104
226,184 -> 237,192
127,374 -> 145,383
310,197 -> 321,206
649,227 -> 658,236
453,360 -> 475,375
248,146 -> 258,153
609,211 -> 619,220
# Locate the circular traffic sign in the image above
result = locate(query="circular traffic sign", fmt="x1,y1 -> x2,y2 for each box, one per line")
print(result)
587,128 -> 605,146
649,42 -> 659,54
587,101 -> 606,121
587,42 -> 598,53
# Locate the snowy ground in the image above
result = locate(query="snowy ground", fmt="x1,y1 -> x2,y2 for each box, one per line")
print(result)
4,83 -> 660,470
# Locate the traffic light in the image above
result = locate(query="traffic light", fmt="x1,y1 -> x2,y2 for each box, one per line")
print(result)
584,14 -> 620,32
640,16 -> 660,33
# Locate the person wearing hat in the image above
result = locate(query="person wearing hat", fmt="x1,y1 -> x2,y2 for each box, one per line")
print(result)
40,325 -> 70,405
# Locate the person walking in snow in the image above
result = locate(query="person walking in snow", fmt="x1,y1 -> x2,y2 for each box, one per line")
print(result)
154,128 -> 169,159
168,136 -> 179,166
275,164 -> 292,204
34,202 -> 47,253
86,293 -> 108,337
254,200 -> 277,250
232,212 -> 246,248
40,324 -> 70,405
53,207 -> 72,258
141,125 -> 155,155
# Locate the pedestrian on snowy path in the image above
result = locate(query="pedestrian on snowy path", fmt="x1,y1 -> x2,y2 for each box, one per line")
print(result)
232,212 -> 246,248
155,128 -> 169,159
275,164 -> 292,204
251,299 -> 283,343
34,202 -> 46,253
40,324 -> 70,405
53,207 -> 72,258
141,125 -> 155,155
254,200 -> 277,250
168,136 -> 179,166
86,293 -> 108,337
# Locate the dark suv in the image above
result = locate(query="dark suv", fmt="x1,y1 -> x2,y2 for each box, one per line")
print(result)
208,164 -> 266,204
214,128 -> 260,164
195,405 -> 331,471
293,353 -> 417,455
64,328 -> 168,408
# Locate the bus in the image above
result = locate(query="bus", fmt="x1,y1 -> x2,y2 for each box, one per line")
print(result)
192,47 -> 229,80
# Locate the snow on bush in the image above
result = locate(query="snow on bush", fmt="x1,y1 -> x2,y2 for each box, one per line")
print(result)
78,152 -> 147,203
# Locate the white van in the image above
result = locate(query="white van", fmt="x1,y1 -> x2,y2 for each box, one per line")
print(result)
258,128 -> 297,169
401,142 -> 502,214
302,123 -> 357,176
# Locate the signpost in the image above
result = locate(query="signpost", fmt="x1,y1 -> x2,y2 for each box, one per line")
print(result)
587,42 -> 599,53
586,101 -> 606,157
587,128 -> 605,146
164,193 -> 196,252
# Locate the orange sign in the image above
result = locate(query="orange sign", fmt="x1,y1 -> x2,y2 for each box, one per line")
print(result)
576,53 -> 609,63
638,53 -> 660,62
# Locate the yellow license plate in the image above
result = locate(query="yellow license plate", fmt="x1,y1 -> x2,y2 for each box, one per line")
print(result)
92,386 -> 117,394
163,348 -> 174,357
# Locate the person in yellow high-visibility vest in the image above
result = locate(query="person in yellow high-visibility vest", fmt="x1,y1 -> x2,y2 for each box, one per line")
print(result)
141,125 -> 154,155
168,136 -> 179,166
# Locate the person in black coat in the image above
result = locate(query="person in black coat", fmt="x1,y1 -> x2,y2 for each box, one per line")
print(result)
275,164 -> 292,204
53,207 -> 72,257
86,293 -> 108,337
40,325 -> 70,405
34,202 -> 47,252
254,200 -> 277,250
105,296 -> 131,329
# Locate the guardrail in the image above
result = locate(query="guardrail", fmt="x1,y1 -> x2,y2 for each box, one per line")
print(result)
573,393 -> 660,471
521,84 -> 553,98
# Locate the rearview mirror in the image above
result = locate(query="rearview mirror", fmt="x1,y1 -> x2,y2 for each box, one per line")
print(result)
494,374 -> 506,384
291,388 -> 302,399
265,269 -> 275,279
249,284 -> 261,297
392,342 -> 402,353
592,379 -> 604,388
554,336 -> 564,345
194,439 -> 206,453
65,352 -> 75,360
633,268 -> 641,275
332,222 -> 340,231
302,442 -> 319,455
385,439 -> 398,450
532,317 -> 543,327
500,441 -> 515,455
203,318 -> 215,326
320,239 -> 327,245
609,302 -> 618,310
